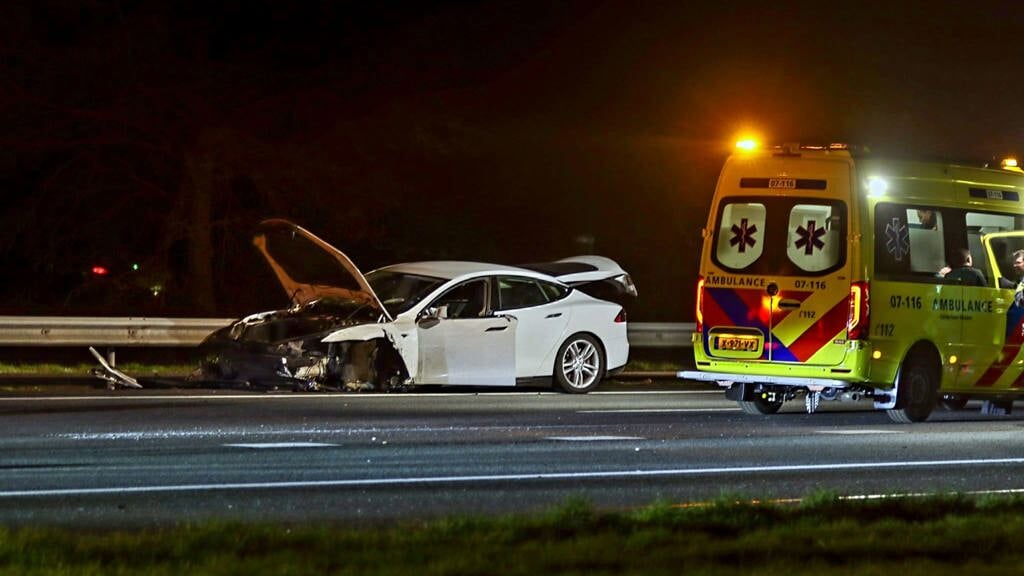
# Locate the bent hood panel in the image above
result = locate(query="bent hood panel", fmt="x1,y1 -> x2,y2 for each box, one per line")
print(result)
254,219 -> 392,321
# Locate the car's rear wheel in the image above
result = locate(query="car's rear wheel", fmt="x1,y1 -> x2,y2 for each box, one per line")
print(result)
554,333 -> 604,393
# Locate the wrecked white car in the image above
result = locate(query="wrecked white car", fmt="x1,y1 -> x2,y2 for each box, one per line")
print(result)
184,219 -> 634,392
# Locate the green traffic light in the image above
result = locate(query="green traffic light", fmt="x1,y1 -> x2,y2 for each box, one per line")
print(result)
131,263 -> 139,271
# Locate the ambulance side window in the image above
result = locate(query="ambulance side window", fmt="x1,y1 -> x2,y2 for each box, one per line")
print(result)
906,208 -> 946,275
874,203 -> 946,282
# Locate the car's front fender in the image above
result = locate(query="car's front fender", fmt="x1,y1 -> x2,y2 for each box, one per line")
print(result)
322,323 -> 417,381
322,324 -> 391,342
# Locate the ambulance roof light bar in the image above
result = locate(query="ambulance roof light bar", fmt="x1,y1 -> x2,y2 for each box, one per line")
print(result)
734,136 -> 865,155
1001,157 -> 1023,173
735,138 -> 759,151
781,141 -> 855,152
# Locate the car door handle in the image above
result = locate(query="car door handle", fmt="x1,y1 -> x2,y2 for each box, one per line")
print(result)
778,299 -> 801,310
486,325 -> 508,332
545,313 -> 562,318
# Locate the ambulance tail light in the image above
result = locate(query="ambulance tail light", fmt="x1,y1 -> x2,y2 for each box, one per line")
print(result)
695,276 -> 705,333
847,282 -> 870,340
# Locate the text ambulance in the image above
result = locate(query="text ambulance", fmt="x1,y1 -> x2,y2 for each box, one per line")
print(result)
679,142 -> 1024,422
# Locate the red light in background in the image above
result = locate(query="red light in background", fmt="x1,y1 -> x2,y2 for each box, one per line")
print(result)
91,266 -> 109,276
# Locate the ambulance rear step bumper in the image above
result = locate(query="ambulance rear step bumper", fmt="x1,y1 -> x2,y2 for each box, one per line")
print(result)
677,370 -> 850,389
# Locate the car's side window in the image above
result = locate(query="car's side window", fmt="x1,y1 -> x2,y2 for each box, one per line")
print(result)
432,279 -> 487,319
538,279 -> 569,302
496,276 -> 549,310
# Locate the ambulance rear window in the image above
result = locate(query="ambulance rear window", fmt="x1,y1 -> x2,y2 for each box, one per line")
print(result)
788,204 -> 843,272
715,203 -> 766,270
713,197 -> 846,276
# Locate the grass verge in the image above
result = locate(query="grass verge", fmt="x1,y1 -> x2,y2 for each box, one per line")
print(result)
3,493 -> 1024,575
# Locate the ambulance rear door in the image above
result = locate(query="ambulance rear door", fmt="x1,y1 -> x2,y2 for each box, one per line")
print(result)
701,154 -> 855,367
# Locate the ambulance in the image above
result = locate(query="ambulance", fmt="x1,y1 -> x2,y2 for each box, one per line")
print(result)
679,140 -> 1024,422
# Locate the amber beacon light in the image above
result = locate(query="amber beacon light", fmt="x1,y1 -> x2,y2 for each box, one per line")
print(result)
735,138 -> 759,151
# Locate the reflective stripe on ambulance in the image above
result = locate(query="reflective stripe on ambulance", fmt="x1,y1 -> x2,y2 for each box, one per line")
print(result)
973,306 -> 1024,388
702,286 -> 849,365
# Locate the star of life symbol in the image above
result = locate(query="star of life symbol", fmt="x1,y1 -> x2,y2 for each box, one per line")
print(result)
730,218 -> 757,253
794,220 -> 826,255
884,217 -> 909,262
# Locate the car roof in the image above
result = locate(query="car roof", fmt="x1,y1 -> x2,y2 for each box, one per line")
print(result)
373,261 -> 559,282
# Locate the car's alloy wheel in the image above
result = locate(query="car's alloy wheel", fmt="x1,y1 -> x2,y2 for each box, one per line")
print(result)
554,334 -> 604,393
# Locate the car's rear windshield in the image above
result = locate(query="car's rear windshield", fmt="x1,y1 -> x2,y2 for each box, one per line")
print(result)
711,196 -> 847,276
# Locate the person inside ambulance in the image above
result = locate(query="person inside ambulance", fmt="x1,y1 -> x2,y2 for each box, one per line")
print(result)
1012,249 -> 1024,304
940,248 -> 986,286
916,209 -> 939,230
1013,250 -> 1024,283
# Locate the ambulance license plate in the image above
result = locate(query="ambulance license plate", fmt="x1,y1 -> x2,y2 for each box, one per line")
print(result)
714,335 -> 760,352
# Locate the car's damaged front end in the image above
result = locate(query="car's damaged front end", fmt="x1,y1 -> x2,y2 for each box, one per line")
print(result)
189,219 -> 407,390
191,300 -> 406,389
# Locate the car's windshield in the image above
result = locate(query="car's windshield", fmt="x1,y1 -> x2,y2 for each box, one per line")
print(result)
365,270 -> 445,316
294,296 -> 379,321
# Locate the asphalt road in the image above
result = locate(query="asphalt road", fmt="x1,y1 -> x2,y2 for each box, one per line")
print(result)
3,380 -> 1024,527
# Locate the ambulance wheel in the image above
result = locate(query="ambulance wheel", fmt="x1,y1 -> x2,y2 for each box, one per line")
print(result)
887,353 -> 938,423
738,397 -> 783,415
939,394 -> 969,411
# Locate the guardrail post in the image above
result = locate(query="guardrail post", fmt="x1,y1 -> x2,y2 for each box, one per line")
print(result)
107,347 -> 116,368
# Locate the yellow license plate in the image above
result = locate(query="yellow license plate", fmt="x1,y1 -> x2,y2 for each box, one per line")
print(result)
715,336 -> 760,352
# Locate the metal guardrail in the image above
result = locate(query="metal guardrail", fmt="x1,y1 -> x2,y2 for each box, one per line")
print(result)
0,317 -> 696,348
0,317 -> 236,347
625,322 -> 695,348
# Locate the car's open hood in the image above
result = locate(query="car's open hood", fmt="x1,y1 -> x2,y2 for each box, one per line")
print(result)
253,219 -> 392,321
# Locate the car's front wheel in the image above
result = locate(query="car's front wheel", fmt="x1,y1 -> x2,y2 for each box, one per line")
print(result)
554,333 -> 604,393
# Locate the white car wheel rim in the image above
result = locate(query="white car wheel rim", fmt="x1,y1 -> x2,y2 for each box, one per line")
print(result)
561,339 -> 599,389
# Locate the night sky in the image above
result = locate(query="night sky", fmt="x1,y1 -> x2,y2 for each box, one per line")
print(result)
3,1 -> 1024,320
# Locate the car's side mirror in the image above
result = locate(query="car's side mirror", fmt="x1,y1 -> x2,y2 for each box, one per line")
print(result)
418,305 -> 448,329
421,305 -> 449,320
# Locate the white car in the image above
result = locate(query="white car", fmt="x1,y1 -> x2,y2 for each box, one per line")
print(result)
194,219 -> 635,393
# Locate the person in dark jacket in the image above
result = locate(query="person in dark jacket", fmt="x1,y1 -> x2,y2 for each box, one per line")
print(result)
942,248 -> 986,286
